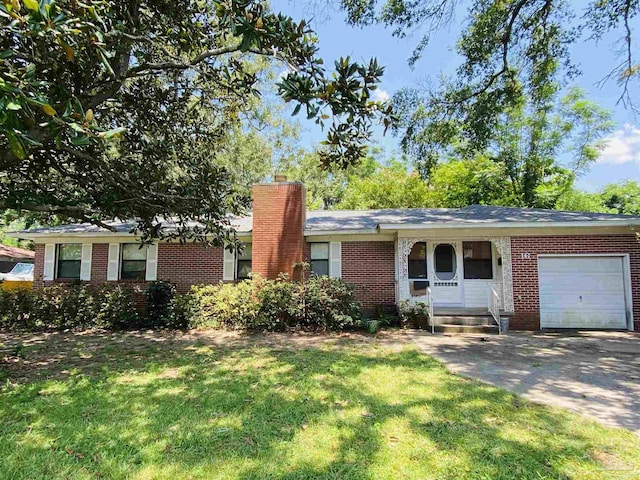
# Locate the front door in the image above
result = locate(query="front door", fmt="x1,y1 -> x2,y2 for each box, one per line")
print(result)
429,241 -> 462,306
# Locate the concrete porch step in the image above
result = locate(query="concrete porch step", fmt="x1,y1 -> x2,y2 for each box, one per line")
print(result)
434,324 -> 499,334
432,315 -> 495,326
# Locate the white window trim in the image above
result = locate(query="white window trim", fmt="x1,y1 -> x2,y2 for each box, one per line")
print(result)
55,243 -> 83,280
310,242 -> 330,277
236,243 -> 252,280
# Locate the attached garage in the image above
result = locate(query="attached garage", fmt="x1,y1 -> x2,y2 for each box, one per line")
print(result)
538,255 -> 631,330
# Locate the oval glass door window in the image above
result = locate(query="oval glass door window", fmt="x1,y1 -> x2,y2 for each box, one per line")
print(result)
434,244 -> 456,280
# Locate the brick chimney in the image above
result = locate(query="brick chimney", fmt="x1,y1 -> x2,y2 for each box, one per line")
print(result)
252,181 -> 306,279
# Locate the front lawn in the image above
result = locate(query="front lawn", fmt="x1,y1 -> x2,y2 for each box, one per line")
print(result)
1,331 -> 638,479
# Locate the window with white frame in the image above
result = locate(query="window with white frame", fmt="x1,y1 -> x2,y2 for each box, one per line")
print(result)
310,243 -> 329,276
463,241 -> 493,279
237,244 -> 252,280
120,243 -> 147,280
56,243 -> 82,279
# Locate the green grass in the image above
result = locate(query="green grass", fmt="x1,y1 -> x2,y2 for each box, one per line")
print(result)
0,331 -> 638,479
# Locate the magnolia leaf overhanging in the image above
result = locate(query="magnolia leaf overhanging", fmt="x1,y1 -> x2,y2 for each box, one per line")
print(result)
0,0 -> 395,243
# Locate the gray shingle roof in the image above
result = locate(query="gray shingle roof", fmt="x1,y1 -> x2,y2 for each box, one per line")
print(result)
10,205 -> 640,237
304,205 -> 640,231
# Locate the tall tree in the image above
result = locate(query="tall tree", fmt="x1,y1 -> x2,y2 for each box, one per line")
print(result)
341,0 -> 639,127
396,87 -> 613,207
0,0 -> 393,243
335,158 -> 429,209
600,181 -> 640,214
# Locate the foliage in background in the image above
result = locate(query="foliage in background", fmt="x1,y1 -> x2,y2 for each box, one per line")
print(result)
600,181 -> 640,215
0,0 -> 393,244
424,157 -> 512,208
394,87 -> 614,208
335,158 -> 429,209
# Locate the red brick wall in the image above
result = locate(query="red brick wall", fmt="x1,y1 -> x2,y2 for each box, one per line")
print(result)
342,241 -> 396,313
33,244 -> 44,287
252,183 -> 305,279
157,243 -> 223,293
91,244 -> 109,283
511,235 -> 640,331
303,241 -> 396,314
33,242 -> 223,294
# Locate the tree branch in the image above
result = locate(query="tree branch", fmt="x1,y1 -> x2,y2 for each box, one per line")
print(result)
124,42 -> 244,77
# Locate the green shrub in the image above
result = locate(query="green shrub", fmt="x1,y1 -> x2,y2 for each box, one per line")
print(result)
0,276 -> 363,333
189,281 -> 260,329
300,276 -> 360,330
144,281 -> 190,329
188,275 -> 360,332
0,283 -> 140,332
399,300 -> 430,328
95,284 -> 140,330
0,287 -> 38,330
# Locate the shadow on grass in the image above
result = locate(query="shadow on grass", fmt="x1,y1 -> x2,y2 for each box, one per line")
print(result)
1,331 -> 638,479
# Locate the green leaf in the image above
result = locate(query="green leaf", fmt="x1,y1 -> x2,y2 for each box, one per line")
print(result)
98,50 -> 114,76
100,127 -> 126,139
6,102 -> 21,110
6,132 -> 26,159
70,134 -> 90,146
23,0 -> 39,12
70,122 -> 85,133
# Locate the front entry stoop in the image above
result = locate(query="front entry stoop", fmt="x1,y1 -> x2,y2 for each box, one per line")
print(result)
432,309 -> 499,334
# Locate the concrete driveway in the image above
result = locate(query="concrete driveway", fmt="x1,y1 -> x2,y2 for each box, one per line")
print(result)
407,330 -> 640,435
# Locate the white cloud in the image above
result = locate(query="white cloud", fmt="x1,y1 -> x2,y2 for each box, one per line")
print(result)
598,123 -> 640,166
372,88 -> 390,102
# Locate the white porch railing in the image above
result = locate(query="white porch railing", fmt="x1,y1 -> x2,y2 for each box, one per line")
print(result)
427,287 -> 435,334
488,284 -> 501,334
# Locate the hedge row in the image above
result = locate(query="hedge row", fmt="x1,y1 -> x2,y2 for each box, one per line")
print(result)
0,276 -> 366,332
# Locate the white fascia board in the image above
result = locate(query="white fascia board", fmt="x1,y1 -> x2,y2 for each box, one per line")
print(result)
6,229 -> 253,240
304,229 -> 379,236
4,231 -> 133,239
378,220 -> 640,230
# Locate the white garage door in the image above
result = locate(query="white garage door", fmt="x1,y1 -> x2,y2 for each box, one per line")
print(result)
538,256 -> 628,329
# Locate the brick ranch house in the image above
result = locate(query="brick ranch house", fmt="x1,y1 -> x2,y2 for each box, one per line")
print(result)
9,181 -> 640,332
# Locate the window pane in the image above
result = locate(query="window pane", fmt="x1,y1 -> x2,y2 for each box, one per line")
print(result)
122,243 -> 147,261
310,259 -> 329,276
58,260 -> 81,279
59,244 -> 82,260
434,244 -> 456,281
408,260 -> 427,279
463,242 -> 493,279
408,242 -> 426,260
408,242 -> 427,279
463,242 -> 491,260
121,260 -> 146,280
238,244 -> 252,261
310,243 -> 329,260
464,260 -> 493,279
237,260 -> 252,279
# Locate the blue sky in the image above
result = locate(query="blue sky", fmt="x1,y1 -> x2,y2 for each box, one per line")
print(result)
271,0 -> 639,192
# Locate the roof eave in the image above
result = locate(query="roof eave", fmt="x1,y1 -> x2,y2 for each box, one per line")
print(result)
6,229 -> 253,240
378,220 -> 640,230
304,228 -> 379,236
